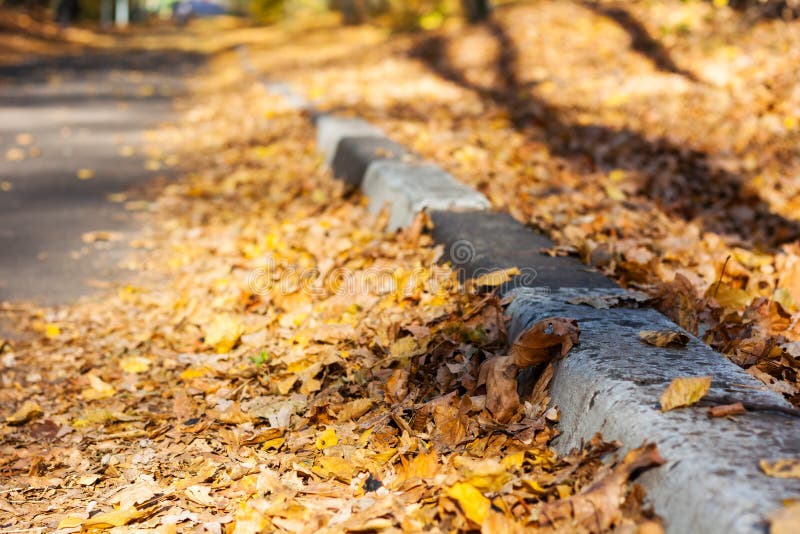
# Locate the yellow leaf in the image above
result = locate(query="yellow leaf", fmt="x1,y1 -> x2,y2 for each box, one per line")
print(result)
770,501 -> 800,534
472,267 -> 520,287
5,401 -> 42,425
708,283 -> 751,310
82,374 -> 116,400
604,182 -> 627,201
659,376 -> 711,411
316,427 -> 338,450
82,507 -> 148,528
774,288 -> 797,313
760,459 -> 800,479
261,437 -> 285,450
77,168 -> 95,180
45,323 -> 61,338
314,455 -> 354,481
119,356 -> 151,374
447,482 -> 491,526
180,366 -> 211,380
501,451 -> 525,471
390,336 -> 417,359
204,314 -> 243,353
57,516 -> 85,529
608,169 -> 627,183
419,11 -> 444,30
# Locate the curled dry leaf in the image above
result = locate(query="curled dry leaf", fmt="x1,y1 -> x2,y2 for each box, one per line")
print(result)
639,329 -> 690,348
769,501 -> 800,534
707,402 -> 746,418
5,400 -> 42,425
536,443 -> 665,532
479,355 -> 520,424
760,459 -> 800,479
510,317 -> 580,368
659,376 -> 712,412
385,368 -> 410,403
471,267 -> 520,288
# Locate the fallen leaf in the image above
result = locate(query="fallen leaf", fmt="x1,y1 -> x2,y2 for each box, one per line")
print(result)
81,507 -> 149,528
385,368 -> 409,403
760,459 -> 800,479
44,323 -> 61,338
5,147 -> 25,161
471,267 -> 520,288
639,329 -> 690,348
82,373 -> 116,400
82,231 -> 124,243
537,443 -> 665,532
119,355 -> 151,374
185,484 -> 217,507
336,398 -> 374,422
316,426 -> 338,449
479,355 -> 520,423
78,474 -> 101,486
204,315 -> 243,353
659,376 -> 711,411
447,482 -> 491,526
510,317 -> 580,367
6,401 -> 42,425
707,402 -> 746,418
77,168 -> 95,180
769,501 -> 800,534
57,516 -> 85,529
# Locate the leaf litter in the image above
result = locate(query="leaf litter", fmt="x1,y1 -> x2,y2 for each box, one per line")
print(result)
240,0 -> 800,407
0,45 -> 664,532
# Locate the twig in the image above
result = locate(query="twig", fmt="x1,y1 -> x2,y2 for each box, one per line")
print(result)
713,255 -> 731,299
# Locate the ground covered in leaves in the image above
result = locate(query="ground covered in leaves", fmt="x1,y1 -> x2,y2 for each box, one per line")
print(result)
0,45 -> 664,532
243,0 -> 800,407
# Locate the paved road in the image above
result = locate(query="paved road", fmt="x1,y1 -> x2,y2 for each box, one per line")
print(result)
0,50 -> 201,305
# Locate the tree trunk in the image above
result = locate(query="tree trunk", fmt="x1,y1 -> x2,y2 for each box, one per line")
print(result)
461,0 -> 490,23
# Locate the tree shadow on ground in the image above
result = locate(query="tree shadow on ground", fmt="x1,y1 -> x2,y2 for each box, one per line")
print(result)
722,0 -> 800,21
408,20 -> 800,249
581,1 -> 699,81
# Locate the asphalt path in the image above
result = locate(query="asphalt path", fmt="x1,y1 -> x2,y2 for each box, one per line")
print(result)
0,49 -> 201,305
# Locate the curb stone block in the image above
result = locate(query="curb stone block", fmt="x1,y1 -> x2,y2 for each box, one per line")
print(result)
506,287 -> 800,534
330,136 -> 410,188
429,210 -> 616,290
316,115 -> 384,165
362,160 -> 491,230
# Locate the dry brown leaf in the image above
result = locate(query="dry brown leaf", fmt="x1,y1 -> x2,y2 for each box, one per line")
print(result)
537,443 -> 665,532
385,368 -> 410,403
707,402 -> 746,418
639,329 -> 690,348
659,376 -> 712,412
81,507 -> 150,529
760,459 -> 800,479
510,317 -> 580,368
5,400 -> 42,425
479,356 -> 520,424
336,398 -> 374,422
471,267 -> 520,288
769,501 -> 800,534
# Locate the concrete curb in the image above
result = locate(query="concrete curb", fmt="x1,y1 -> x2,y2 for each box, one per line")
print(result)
245,54 -> 800,533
